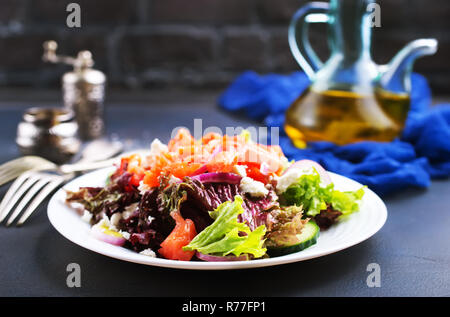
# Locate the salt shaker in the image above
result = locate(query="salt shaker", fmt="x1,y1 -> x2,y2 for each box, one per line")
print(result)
43,40 -> 106,140
16,107 -> 81,164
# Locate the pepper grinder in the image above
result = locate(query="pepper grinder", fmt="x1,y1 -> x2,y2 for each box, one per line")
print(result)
43,40 -> 106,140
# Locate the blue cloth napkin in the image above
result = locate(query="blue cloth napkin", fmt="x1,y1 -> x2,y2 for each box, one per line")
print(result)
219,71 -> 450,196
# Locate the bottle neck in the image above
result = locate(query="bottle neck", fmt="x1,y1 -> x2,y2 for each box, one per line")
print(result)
328,0 -> 373,63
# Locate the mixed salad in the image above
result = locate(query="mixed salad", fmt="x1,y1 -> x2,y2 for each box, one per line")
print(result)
66,129 -> 365,261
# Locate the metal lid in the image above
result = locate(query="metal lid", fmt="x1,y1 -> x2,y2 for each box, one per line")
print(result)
23,107 -> 75,127
43,40 -> 95,71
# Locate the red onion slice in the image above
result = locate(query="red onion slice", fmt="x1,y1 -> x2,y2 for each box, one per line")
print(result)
191,164 -> 208,176
91,225 -> 126,246
191,172 -> 242,184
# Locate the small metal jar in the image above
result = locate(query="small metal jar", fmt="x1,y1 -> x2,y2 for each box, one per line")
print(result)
16,107 -> 81,164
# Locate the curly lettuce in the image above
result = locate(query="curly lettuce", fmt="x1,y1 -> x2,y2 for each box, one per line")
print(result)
183,195 -> 267,258
281,171 -> 365,218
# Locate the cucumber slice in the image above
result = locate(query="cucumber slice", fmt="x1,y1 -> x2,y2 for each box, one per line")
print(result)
267,221 -> 320,257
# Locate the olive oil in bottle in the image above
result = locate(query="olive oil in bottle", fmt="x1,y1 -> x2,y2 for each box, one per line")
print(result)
284,88 -> 410,147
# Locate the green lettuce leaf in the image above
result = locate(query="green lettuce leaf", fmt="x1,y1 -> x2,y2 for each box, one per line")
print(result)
282,171 -> 365,218
329,187 -> 365,217
183,195 -> 267,258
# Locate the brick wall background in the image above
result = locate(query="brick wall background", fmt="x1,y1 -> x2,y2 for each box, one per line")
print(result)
0,0 -> 448,93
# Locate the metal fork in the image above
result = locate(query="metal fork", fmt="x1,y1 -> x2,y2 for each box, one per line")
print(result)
0,157 -> 121,227
0,148 -> 149,226
0,171 -> 74,226
0,156 -> 57,187
0,139 -> 124,187
0,158 -> 117,226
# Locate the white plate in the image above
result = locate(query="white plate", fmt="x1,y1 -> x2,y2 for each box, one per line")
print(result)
47,168 -> 387,270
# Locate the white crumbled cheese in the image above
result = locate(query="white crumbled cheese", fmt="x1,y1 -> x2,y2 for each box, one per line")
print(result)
139,248 -> 157,257
119,230 -> 130,240
150,138 -> 168,156
92,216 -> 109,233
99,214 -> 110,226
81,210 -> 93,223
260,161 -> 270,174
239,177 -> 269,198
123,202 -> 138,219
138,180 -> 152,195
92,215 -> 130,240
95,215 -> 119,233
109,212 -> 122,231
148,215 -> 155,224
275,167 -> 314,194
233,165 -> 247,177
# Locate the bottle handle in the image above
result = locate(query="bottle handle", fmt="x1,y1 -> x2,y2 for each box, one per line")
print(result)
288,2 -> 330,80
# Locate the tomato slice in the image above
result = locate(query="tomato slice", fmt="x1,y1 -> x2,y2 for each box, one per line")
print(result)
158,212 -> 197,261
166,162 -> 203,179
117,157 -> 129,175
241,162 -> 270,184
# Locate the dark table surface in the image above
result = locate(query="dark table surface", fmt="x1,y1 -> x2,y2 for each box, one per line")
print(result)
0,89 -> 449,297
